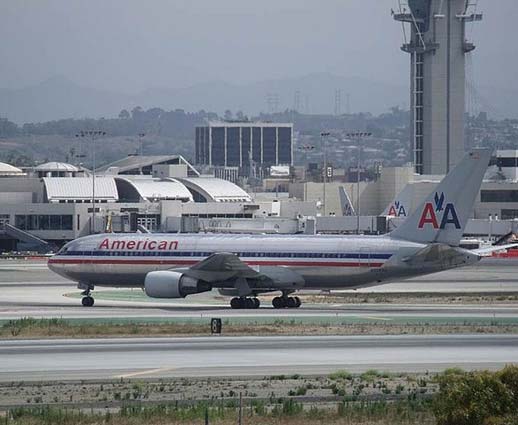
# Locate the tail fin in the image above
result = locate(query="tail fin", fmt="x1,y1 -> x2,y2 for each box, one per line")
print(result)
389,149 -> 491,246
382,183 -> 415,218
339,186 -> 356,216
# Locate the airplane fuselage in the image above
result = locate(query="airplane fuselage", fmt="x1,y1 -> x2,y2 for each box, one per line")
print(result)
48,233 -> 479,291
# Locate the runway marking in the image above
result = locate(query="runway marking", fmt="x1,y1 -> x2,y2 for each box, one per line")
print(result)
115,367 -> 177,379
362,316 -> 392,321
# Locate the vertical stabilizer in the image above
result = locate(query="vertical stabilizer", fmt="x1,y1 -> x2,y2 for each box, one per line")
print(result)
339,186 -> 356,216
389,149 -> 491,246
382,184 -> 415,218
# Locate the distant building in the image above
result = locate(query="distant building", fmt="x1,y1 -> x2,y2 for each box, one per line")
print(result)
97,155 -> 199,177
33,162 -> 81,178
195,122 -> 294,172
496,150 -> 518,181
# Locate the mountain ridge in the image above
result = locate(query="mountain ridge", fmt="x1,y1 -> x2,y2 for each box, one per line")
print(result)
0,73 -> 515,124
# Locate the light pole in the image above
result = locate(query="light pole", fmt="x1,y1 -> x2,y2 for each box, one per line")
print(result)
76,130 -> 106,234
320,132 -> 330,216
346,131 -> 371,234
298,145 -> 315,179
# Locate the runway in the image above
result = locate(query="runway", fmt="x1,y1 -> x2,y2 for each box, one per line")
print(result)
1,334 -> 517,381
1,260 -> 518,382
2,259 -> 518,321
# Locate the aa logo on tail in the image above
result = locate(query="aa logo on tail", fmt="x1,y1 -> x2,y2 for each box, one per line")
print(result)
388,201 -> 407,217
418,192 -> 461,230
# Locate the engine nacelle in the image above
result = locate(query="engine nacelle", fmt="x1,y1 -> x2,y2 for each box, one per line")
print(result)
144,271 -> 211,299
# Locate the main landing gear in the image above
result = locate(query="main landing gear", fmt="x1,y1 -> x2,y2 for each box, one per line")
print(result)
272,296 -> 301,309
230,297 -> 260,309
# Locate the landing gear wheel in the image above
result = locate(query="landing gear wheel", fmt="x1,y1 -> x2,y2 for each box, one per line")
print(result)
272,296 -> 286,309
230,297 -> 261,309
286,297 -> 297,308
81,296 -> 94,307
272,296 -> 301,309
230,297 -> 242,309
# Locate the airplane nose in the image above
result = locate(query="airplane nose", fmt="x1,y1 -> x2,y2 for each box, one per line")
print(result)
47,257 -> 59,272
47,257 -> 67,278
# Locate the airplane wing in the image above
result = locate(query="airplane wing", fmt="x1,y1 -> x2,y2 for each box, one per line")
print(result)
184,252 -> 263,282
173,252 -> 305,296
473,243 -> 518,257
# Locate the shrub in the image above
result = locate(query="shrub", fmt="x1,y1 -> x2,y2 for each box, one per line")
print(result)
433,370 -> 514,425
498,365 -> 518,408
360,369 -> 381,382
329,370 -> 352,380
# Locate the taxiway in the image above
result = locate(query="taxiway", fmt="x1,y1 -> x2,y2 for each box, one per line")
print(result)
0,334 -> 516,381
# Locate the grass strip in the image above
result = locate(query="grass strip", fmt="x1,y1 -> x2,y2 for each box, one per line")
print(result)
1,317 -> 518,339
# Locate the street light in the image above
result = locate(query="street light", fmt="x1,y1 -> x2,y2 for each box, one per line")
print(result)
75,130 -> 107,234
297,144 -> 315,175
346,131 -> 371,234
320,132 -> 330,216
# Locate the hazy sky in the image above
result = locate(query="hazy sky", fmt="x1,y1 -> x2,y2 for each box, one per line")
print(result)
1,0 -> 516,92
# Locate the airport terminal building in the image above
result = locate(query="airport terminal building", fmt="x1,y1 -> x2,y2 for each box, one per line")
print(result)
0,156 -> 269,251
2,150 -> 518,251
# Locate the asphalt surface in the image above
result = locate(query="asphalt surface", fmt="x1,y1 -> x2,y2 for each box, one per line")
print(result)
1,335 -> 517,381
2,259 -> 518,320
1,260 -> 518,381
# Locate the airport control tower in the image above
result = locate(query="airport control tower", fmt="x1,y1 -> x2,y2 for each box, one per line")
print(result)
394,1 -> 482,174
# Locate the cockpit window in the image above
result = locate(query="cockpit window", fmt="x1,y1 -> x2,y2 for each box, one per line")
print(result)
57,245 -> 69,255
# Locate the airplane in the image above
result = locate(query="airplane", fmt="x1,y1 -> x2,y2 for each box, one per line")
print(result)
48,149 -> 509,309
338,186 -> 356,216
382,183 -> 415,218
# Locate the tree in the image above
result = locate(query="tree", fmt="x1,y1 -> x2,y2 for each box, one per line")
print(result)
0,117 -> 19,137
224,110 -> 233,121
118,109 -> 130,120
131,106 -> 143,119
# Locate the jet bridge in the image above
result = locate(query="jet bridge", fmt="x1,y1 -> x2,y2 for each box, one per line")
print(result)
1,223 -> 50,252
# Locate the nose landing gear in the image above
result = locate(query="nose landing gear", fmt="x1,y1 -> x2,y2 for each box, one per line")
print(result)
81,295 -> 95,307
78,283 -> 95,307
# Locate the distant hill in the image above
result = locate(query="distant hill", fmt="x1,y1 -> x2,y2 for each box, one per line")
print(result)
0,73 -> 516,124
0,76 -> 133,124
0,73 -> 407,124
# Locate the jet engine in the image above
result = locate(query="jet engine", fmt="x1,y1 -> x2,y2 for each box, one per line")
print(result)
144,271 -> 211,299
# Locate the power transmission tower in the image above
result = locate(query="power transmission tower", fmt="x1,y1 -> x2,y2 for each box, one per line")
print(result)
334,89 -> 342,116
293,90 -> 301,112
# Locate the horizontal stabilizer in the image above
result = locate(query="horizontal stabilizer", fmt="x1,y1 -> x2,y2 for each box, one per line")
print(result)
473,243 -> 518,257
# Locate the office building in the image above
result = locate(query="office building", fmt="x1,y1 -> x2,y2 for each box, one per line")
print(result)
195,122 -> 294,170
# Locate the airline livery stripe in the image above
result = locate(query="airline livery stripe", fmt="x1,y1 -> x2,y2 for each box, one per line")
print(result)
60,251 -> 393,260
48,258 -> 385,268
